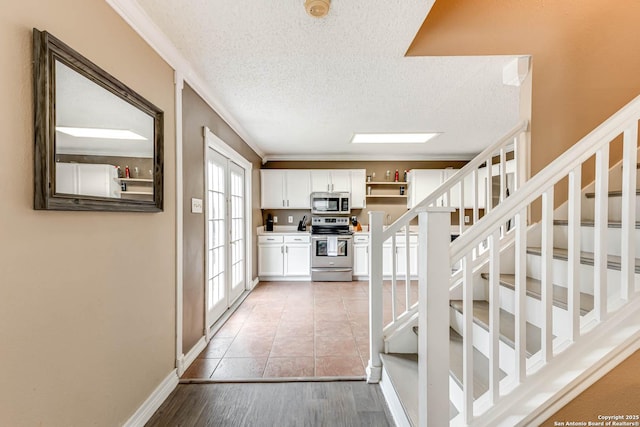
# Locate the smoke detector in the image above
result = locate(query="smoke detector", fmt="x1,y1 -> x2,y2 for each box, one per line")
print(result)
305,0 -> 330,18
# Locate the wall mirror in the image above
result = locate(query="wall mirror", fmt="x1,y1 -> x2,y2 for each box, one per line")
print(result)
33,29 -> 164,211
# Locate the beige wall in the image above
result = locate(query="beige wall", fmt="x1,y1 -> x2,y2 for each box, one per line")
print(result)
0,1 -> 176,426
407,0 -> 640,202
181,84 -> 262,353
542,350 -> 640,425
263,160 -> 467,226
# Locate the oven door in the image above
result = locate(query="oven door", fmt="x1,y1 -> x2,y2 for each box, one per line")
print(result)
311,235 -> 353,268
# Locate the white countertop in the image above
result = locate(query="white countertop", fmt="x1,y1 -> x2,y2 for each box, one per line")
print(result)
257,226 -> 310,235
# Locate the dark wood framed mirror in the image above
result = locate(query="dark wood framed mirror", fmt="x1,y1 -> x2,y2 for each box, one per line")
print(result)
33,29 -> 164,212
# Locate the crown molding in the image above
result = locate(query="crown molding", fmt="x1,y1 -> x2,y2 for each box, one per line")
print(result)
262,152 -> 475,163
105,0 -> 266,160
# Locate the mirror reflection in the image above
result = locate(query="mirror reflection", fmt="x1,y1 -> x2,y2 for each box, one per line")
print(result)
54,60 -> 154,200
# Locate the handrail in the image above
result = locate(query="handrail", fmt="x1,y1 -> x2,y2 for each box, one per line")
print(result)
382,120 -> 529,239
450,94 -> 640,262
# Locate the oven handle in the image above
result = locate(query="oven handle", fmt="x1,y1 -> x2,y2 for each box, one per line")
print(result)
311,268 -> 352,272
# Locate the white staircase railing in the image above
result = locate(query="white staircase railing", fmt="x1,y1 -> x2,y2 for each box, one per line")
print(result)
372,94 -> 640,426
444,95 -> 640,425
367,120 -> 529,382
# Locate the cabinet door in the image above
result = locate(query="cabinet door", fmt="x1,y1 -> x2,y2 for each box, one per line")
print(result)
310,170 -> 331,192
330,170 -> 351,193
409,169 -> 443,208
260,170 -> 285,208
382,244 -> 392,276
284,244 -> 310,276
443,169 -> 460,209
285,170 -> 311,208
258,244 -> 284,276
350,169 -> 366,209
353,244 -> 369,276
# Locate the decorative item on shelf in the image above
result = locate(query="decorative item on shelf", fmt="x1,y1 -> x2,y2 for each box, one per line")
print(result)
125,165 -> 130,178
116,165 -> 122,178
394,169 -> 399,182
385,170 -> 390,181
367,175 -> 372,182
400,186 -> 405,195
133,166 -> 139,178
372,172 -> 376,181
121,182 -> 127,191
403,170 -> 408,182
367,186 -> 372,195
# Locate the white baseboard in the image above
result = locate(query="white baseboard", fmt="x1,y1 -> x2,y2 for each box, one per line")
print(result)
124,369 -> 179,427
250,277 -> 259,290
379,366 -> 411,427
182,336 -> 208,373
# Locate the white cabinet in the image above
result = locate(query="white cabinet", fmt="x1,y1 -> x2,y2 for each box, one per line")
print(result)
260,170 -> 311,209
353,234 -> 369,277
283,235 -> 311,276
382,235 -> 418,278
350,169 -> 366,209
285,170 -> 312,208
407,169 -> 443,209
258,235 -> 285,276
311,170 -> 351,193
258,234 -> 311,279
442,168 -> 487,209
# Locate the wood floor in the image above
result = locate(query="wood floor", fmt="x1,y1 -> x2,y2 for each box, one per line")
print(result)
181,280 -> 417,380
145,381 -> 394,426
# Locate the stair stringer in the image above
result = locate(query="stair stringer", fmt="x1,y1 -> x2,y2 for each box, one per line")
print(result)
449,294 -> 640,427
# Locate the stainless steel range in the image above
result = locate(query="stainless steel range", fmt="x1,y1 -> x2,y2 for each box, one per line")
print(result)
310,216 -> 353,282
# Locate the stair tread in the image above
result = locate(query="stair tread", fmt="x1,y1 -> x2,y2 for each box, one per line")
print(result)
553,219 -> 640,229
450,300 -> 542,356
526,247 -> 640,273
480,273 -> 594,314
449,328 -> 506,399
382,354 -> 461,424
585,189 -> 640,198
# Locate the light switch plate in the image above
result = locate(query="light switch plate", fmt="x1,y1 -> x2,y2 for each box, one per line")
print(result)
191,198 -> 203,214
288,216 -> 293,223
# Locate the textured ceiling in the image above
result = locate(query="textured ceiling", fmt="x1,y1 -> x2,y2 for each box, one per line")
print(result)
135,0 -> 521,160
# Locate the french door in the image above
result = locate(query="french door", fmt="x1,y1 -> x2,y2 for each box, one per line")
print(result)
206,147 -> 246,328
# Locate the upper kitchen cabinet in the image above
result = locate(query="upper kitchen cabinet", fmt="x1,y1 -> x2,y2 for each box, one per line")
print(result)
350,169 -> 366,209
311,170 -> 351,193
407,169 -> 443,209
260,169 -> 311,209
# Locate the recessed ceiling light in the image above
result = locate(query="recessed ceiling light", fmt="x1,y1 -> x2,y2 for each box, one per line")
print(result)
351,133 -> 440,144
56,127 -> 147,140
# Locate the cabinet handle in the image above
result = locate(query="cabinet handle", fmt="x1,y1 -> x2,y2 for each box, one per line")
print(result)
282,200 -> 285,207
286,246 -> 288,253
281,246 -> 284,254
287,200 -> 289,207
267,238 -> 275,241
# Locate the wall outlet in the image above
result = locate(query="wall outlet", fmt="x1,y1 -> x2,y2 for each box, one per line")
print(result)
191,198 -> 203,214
464,215 -> 470,223
288,215 -> 293,224
273,216 -> 278,223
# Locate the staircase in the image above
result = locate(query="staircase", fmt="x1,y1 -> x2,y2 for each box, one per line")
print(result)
366,97 -> 640,426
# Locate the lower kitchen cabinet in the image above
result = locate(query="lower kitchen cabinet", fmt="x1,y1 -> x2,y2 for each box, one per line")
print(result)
258,234 -> 311,280
382,235 -> 418,278
352,234 -> 369,277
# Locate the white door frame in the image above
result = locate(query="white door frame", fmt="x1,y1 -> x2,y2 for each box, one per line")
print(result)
203,127 -> 253,340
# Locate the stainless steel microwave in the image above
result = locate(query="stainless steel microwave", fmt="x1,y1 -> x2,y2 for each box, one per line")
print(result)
310,192 -> 350,215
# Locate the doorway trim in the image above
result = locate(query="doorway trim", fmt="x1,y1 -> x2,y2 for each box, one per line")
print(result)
203,127 -> 253,340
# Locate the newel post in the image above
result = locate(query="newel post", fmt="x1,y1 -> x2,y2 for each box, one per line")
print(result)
418,207 -> 452,427
367,211 -> 384,383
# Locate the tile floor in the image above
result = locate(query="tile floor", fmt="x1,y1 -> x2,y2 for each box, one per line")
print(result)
181,280 -> 418,380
